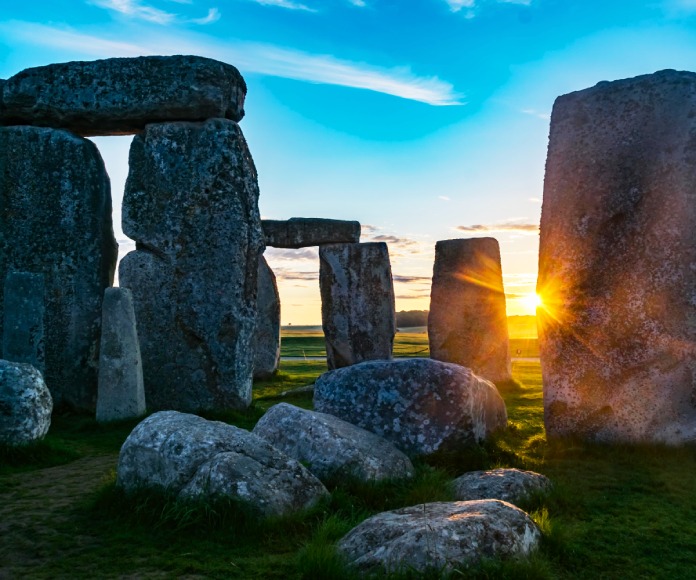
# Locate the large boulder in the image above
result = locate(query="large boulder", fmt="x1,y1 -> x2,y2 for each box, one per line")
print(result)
253,256 -> 280,380
0,360 -> 52,446
337,500 -> 541,574
452,468 -> 551,503
538,69 -> 696,443
252,402 -> 415,482
0,56 -> 246,136
2,272 -> 45,373
313,358 -> 507,456
319,242 -> 396,370
119,118 -> 264,412
428,237 -> 512,383
117,411 -> 328,517
0,126 -> 117,410
262,218 -> 361,248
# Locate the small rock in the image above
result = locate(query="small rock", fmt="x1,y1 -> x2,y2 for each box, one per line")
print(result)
252,402 -> 415,482
452,468 -> 551,503
262,218 -> 361,248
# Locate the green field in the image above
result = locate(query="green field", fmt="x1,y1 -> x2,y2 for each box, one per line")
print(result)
3,342 -> 696,578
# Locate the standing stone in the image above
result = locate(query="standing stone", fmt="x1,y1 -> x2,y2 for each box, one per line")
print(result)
319,242 -> 395,370
428,238 -> 512,383
96,288 -> 145,423
0,126 -> 117,410
253,256 -> 280,380
2,272 -> 45,373
262,218 -> 361,248
0,56 -> 246,136
120,118 -> 264,412
538,69 -> 696,443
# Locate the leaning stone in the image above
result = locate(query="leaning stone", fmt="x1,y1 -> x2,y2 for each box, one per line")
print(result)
96,288 -> 145,423
117,411 -> 328,517
253,256 -> 280,380
0,126 -> 118,410
119,119 -> 264,412
428,238 -> 512,383
538,69 -> 696,444
337,500 -> 541,574
319,242 -> 395,369
314,358 -> 507,456
262,218 -> 361,248
452,468 -> 551,503
0,56 -> 246,136
252,402 -> 415,482
0,360 -> 52,446
2,272 -> 45,373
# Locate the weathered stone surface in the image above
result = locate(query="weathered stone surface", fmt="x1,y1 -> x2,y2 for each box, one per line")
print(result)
319,242 -> 395,370
253,256 -> 280,380
117,411 -> 328,517
538,69 -> 696,444
252,402 -> 415,482
2,272 -> 45,373
262,218 -> 361,248
0,360 -> 52,446
96,288 -> 145,423
0,126 -> 117,410
337,500 -> 541,574
428,238 -> 512,383
452,468 -> 551,503
119,118 -> 264,412
313,358 -> 507,456
0,56 -> 246,136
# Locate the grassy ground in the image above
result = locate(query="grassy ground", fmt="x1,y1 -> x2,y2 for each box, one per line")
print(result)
3,354 -> 696,577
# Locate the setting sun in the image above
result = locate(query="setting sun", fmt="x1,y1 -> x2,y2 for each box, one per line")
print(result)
520,292 -> 543,314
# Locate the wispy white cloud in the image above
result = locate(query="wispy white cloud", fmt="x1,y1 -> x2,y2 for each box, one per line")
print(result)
444,0 -> 532,16
1,21 -> 462,106
247,0 -> 315,11
456,222 -> 539,234
521,108 -> 550,120
191,8 -> 221,24
444,0 -> 475,12
348,0 -> 367,6
528,196 -> 541,203
438,195 -> 451,201
90,0 -> 220,25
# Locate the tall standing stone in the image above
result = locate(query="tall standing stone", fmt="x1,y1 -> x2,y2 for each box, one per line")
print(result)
428,238 -> 511,383
96,287 -> 145,423
0,126 -> 117,410
2,272 -> 45,373
120,118 -> 264,412
538,69 -> 696,443
253,256 -> 281,380
319,242 -> 395,370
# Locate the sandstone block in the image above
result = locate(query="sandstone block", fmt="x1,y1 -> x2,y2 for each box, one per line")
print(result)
262,218 -> 360,248
253,256 -> 280,379
2,272 -> 45,373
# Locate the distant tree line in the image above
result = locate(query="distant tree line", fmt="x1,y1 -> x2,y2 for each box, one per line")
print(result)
396,310 -> 429,327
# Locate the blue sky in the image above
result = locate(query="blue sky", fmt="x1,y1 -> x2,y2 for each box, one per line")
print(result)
2,0 -> 696,324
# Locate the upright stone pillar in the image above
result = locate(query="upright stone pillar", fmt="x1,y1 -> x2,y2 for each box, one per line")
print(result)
428,238 -> 511,383
253,256 -> 281,379
2,272 -> 45,374
319,242 -> 395,370
119,118 -> 264,412
0,126 -> 117,410
538,69 -> 696,443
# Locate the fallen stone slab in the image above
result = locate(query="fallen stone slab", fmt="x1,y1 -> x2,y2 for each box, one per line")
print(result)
0,55 -> 246,136
252,402 -> 415,482
314,358 -> 507,456
337,500 -> 541,574
0,359 -> 53,446
262,218 -> 360,248
117,411 -> 328,517
452,468 -> 551,503
253,256 -> 280,380
2,272 -> 45,374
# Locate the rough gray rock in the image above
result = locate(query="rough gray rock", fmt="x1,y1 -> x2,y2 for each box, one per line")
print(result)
0,56 -> 246,136
117,410 -> 328,517
452,468 -> 551,503
0,360 -> 52,446
253,256 -> 280,380
2,272 -> 45,373
96,288 -> 145,423
319,242 -> 395,370
428,238 -> 512,384
252,402 -> 415,482
0,126 -> 117,410
119,118 -> 264,412
337,500 -> 541,574
262,218 -> 361,248
538,69 -> 696,444
313,358 -> 507,456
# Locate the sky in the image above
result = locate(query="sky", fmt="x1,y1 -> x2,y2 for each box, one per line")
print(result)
2,1 -> 696,325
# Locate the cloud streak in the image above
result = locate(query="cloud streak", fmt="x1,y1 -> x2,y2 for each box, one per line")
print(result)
247,0 -> 315,11
456,222 -> 539,234
90,0 -> 219,25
